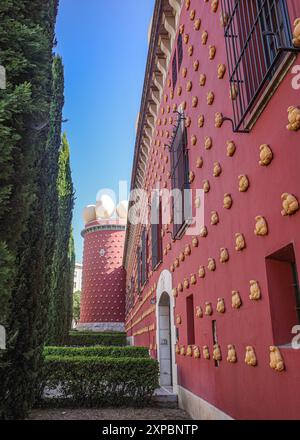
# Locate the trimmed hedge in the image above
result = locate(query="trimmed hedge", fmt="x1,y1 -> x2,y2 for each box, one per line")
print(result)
64,331 -> 127,347
44,346 -> 149,358
38,356 -> 159,407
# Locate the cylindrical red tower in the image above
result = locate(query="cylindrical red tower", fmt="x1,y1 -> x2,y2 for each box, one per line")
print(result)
78,217 -> 126,332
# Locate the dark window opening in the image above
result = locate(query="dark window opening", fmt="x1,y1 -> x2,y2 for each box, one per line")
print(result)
266,243 -> 300,345
172,51 -> 178,89
212,320 -> 220,367
177,33 -> 183,69
141,227 -> 148,285
137,247 -> 142,295
151,197 -> 163,270
186,295 -> 195,345
170,116 -> 191,239
221,0 -> 296,132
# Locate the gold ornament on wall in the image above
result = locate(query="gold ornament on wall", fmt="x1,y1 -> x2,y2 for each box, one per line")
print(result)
245,346 -> 257,366
179,251 -> 185,262
213,161 -> 222,177
211,211 -> 219,225
208,258 -> 216,271
292,18 -> 300,47
205,302 -> 213,316
269,346 -> 285,372
205,136 -> 213,149
172,287 -> 178,298
180,345 -> 186,356
230,84 -> 239,100
232,290 -> 242,309
217,63 -> 226,79
213,344 -> 222,361
199,73 -> 206,86
203,180 -> 210,193
176,314 -> 182,325
184,33 -> 189,44
193,59 -> 200,71
191,274 -> 197,285
193,346 -> 201,359
194,18 -> 201,31
196,306 -> 203,318
198,115 -> 205,127
220,247 -> 229,263
249,280 -> 261,301
179,24 -> 185,34
215,112 -> 223,128
175,344 -> 180,354
184,244 -> 191,256
220,12 -> 229,27
281,193 -> 299,216
195,196 -> 201,208
170,264 -> 175,273
203,345 -> 210,360
192,96 -> 198,108
178,282 -> 184,292
174,257 -> 180,269
209,45 -> 216,60
191,135 -> 197,146
200,226 -> 208,237
189,171 -> 195,183
192,237 -> 199,247
259,144 -> 273,166
202,30 -> 208,45
287,104 -> 300,128
198,265 -> 206,278
185,116 -> 191,127
186,345 -> 193,357
190,9 -> 196,20
182,67 -> 188,78
186,80 -> 192,92
227,344 -> 237,363
188,45 -> 194,56
254,216 -> 268,236
239,175 -> 250,192
223,193 -> 233,209
183,278 -> 190,290
207,91 -> 215,105
185,0 -> 190,10
227,140 -> 236,157
217,298 -> 225,314
196,156 -> 204,169
211,0 -> 219,13
177,86 -> 182,96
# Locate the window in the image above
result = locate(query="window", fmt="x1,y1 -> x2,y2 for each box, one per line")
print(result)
141,227 -> 148,285
177,33 -> 183,69
266,244 -> 300,345
137,247 -> 142,294
170,115 -> 191,239
221,0 -> 296,132
186,295 -> 195,345
151,197 -> 163,270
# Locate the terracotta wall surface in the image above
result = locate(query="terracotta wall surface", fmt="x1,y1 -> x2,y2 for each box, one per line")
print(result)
125,0 -> 300,419
80,225 -> 125,324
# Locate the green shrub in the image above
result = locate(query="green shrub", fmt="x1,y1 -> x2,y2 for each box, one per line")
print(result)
38,356 -> 159,407
64,331 -> 127,347
44,345 -> 149,358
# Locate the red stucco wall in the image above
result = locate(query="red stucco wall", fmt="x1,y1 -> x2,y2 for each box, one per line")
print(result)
126,0 -> 300,420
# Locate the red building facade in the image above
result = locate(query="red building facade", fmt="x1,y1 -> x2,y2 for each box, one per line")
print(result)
124,0 -> 300,419
79,216 -> 126,332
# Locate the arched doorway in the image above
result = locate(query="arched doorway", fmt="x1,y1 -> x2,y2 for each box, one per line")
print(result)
158,292 -> 172,386
156,270 -> 177,391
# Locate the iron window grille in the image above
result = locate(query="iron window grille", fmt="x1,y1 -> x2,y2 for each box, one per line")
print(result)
170,113 -> 191,240
221,0 -> 298,132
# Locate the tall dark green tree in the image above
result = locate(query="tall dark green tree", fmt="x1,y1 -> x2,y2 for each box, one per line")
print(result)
0,0 -> 60,419
47,133 -> 74,345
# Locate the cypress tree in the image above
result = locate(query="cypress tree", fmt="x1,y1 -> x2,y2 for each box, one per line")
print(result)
0,0 -> 59,419
47,133 -> 74,345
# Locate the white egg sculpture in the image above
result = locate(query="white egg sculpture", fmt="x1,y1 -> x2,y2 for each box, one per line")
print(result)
83,205 -> 96,224
96,194 -> 115,219
116,200 -> 128,219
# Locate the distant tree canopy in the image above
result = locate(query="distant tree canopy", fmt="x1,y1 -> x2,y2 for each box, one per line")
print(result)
73,291 -> 82,325
0,0 -> 74,420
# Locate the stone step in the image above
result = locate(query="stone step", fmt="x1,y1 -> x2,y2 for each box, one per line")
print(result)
152,387 -> 178,409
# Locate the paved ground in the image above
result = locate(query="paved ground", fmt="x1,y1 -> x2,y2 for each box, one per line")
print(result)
28,407 -> 191,420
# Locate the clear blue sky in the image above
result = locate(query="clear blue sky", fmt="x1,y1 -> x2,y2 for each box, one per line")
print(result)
55,0 -> 155,262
